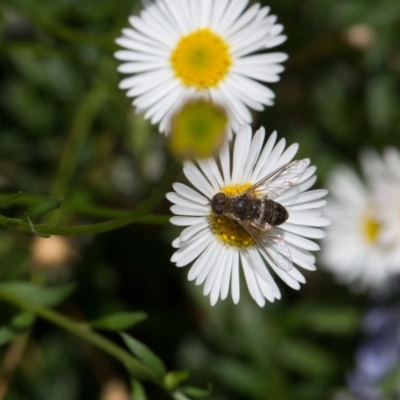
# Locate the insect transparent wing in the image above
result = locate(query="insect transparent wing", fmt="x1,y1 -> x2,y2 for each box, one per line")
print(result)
245,159 -> 308,200
239,220 -> 293,271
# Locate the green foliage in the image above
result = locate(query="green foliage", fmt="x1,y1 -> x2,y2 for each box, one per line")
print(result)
180,386 -> 213,399
164,370 -> 191,391
20,198 -> 63,221
89,311 -> 147,331
0,281 -> 75,307
121,332 -> 166,379
0,311 -> 35,345
131,379 -> 148,400
0,192 -> 23,206
0,0 -> 399,399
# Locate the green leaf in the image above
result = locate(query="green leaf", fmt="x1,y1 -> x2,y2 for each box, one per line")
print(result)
0,326 -> 18,346
120,332 -> 166,378
90,311 -> 147,331
304,308 -> 361,335
21,199 -> 63,221
164,370 -> 191,391
0,312 -> 35,346
131,379 -> 147,400
0,281 -> 75,307
181,385 -> 212,398
278,339 -> 337,378
380,364 -> 400,397
285,304 -> 361,335
172,391 -> 191,400
0,192 -> 23,207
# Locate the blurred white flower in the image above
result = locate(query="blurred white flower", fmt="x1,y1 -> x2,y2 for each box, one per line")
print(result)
115,0 -> 287,135
167,125 -> 328,307
361,147 -> 400,245
321,149 -> 400,290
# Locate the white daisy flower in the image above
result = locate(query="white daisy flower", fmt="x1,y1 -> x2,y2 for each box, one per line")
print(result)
115,0 -> 288,135
361,147 -> 400,246
166,126 -> 329,307
321,156 -> 400,291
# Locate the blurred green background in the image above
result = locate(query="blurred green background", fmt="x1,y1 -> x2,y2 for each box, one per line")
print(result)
1,0 -> 400,399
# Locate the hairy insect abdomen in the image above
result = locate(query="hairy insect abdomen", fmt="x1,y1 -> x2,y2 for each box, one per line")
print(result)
261,199 -> 289,226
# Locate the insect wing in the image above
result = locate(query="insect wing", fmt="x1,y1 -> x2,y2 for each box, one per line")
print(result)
239,220 -> 293,271
245,160 -> 308,200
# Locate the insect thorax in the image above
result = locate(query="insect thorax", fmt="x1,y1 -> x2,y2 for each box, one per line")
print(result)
228,196 -> 262,220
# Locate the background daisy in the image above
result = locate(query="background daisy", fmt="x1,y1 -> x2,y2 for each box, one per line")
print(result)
321,160 -> 400,291
167,125 -> 329,306
361,147 -> 400,247
115,0 -> 288,134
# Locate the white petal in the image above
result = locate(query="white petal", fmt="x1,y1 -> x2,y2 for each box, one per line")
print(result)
171,183 -> 208,204
231,248 -> 240,304
283,232 -> 320,251
281,223 -> 326,239
170,216 -> 207,226
231,125 -> 251,184
189,239 -> 218,282
171,228 -> 212,265
180,220 -> 210,242
183,162 -> 215,198
220,250 -> 233,300
241,251 -> 265,307
195,240 -> 221,285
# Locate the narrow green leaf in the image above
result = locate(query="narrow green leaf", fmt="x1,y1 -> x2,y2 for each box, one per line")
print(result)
164,370 -> 190,391
0,326 -> 18,346
279,339 -> 336,378
21,199 -> 63,221
172,391 -> 191,400
0,192 -> 22,207
10,311 -> 36,329
0,281 -> 75,307
305,308 -> 361,335
90,312 -> 147,331
0,312 -> 35,346
120,332 -> 166,378
181,385 -> 213,398
131,379 -> 147,400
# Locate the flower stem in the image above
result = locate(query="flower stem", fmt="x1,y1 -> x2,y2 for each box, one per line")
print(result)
0,288 -> 160,383
0,213 -> 170,236
48,71 -> 107,221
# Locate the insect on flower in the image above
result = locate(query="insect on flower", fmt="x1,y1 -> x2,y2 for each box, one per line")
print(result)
209,160 -> 308,271
168,126 -> 329,306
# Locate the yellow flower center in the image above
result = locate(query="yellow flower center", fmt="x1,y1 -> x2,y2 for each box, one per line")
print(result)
210,184 -> 256,248
363,216 -> 380,243
169,100 -> 227,159
170,28 -> 232,89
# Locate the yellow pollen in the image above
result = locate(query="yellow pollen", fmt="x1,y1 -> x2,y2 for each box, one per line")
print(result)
363,217 -> 380,243
170,28 -> 232,89
210,183 -> 256,248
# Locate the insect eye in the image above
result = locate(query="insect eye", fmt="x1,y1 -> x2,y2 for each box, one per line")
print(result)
210,192 -> 226,216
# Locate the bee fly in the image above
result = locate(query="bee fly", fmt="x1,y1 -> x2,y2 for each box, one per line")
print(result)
210,159 -> 308,271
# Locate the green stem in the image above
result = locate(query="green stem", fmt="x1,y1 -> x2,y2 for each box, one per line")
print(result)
49,75 -> 107,203
0,213 -> 170,236
0,161 -> 179,236
0,288 -> 159,383
3,193 -> 129,219
13,10 -> 116,51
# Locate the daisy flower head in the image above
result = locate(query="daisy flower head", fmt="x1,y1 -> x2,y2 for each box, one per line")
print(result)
321,154 -> 400,291
166,125 -> 329,307
361,147 -> 400,244
115,0 -> 288,136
